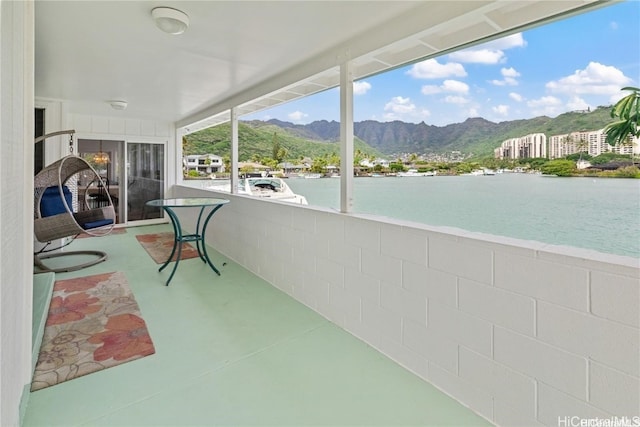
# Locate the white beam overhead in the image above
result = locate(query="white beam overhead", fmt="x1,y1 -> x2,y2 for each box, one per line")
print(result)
34,1 -> 611,131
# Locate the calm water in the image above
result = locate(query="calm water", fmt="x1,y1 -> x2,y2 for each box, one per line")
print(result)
283,174 -> 640,258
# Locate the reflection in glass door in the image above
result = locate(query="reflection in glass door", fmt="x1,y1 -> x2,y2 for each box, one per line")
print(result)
127,142 -> 165,221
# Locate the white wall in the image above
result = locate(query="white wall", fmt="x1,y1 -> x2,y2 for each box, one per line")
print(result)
175,185 -> 639,427
64,112 -> 179,221
1,1 -> 35,425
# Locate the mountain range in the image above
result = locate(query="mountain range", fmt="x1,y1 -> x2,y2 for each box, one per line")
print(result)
256,106 -> 614,157
185,106 -> 615,159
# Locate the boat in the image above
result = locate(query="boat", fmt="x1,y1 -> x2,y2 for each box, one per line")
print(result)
463,168 -> 495,176
208,177 -> 308,204
483,168 -> 496,175
397,169 -> 437,177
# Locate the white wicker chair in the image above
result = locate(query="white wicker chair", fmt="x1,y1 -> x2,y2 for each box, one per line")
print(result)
34,155 -> 116,273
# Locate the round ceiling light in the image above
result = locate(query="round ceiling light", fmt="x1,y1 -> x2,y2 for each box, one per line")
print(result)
151,7 -> 189,35
108,100 -> 128,110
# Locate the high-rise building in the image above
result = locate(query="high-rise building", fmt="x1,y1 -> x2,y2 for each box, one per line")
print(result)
494,133 -> 547,159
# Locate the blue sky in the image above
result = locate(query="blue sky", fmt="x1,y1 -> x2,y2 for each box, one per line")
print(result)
244,1 -> 639,127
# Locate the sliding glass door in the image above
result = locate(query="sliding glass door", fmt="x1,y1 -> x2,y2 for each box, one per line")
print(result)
126,142 -> 165,222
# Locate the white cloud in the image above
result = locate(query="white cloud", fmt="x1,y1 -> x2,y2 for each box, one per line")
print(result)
449,33 -> 526,64
421,85 -> 441,95
527,96 -> 563,116
493,105 -> 510,116
528,96 -> 562,108
444,95 -> 469,105
546,62 -> 632,96
490,67 -> 521,86
421,79 -> 469,95
609,87 -> 636,104
353,81 -> 371,95
502,67 -> 521,78
384,96 -> 415,115
482,33 -> 527,50
288,111 -> 308,122
449,49 -> 505,64
566,96 -> 591,111
383,96 -> 431,121
509,92 -> 524,102
442,80 -> 469,93
407,59 -> 467,79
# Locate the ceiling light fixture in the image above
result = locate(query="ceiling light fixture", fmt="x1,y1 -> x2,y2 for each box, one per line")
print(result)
108,100 -> 128,110
151,7 -> 189,35
93,140 -> 110,165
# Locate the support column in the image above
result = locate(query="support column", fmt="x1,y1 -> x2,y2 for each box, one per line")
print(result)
230,108 -> 239,194
340,60 -> 354,213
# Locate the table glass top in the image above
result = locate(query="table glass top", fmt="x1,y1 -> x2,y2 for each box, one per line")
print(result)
146,198 -> 230,208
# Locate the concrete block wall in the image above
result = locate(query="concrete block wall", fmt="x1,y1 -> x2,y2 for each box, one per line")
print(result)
1,1 -> 35,425
69,113 -> 171,139
176,185 -> 640,426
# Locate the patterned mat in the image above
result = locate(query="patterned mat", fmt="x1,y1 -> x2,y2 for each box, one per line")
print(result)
31,271 -> 155,391
135,232 -> 200,264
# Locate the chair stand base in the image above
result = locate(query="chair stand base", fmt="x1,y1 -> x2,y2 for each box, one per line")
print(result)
34,250 -> 107,273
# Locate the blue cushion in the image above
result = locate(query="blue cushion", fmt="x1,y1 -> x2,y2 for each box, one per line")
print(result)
40,186 -> 73,217
82,219 -> 114,230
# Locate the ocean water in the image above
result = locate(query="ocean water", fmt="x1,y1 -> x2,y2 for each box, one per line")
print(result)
283,174 -> 640,258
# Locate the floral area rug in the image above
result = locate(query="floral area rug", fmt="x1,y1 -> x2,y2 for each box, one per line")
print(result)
31,271 -> 155,391
135,232 -> 199,264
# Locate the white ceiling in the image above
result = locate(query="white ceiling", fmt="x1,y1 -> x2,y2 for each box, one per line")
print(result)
35,1 -> 608,131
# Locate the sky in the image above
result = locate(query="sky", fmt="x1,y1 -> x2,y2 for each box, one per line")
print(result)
243,1 -> 640,127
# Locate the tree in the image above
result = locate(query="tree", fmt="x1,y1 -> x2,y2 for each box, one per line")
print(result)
574,136 -> 588,163
222,155 -> 230,173
605,86 -> 640,165
540,159 -> 576,177
310,157 -> 327,173
327,153 -> 340,168
566,152 -> 592,162
271,132 -> 285,163
562,133 -> 588,163
389,163 -> 404,172
590,152 -> 628,165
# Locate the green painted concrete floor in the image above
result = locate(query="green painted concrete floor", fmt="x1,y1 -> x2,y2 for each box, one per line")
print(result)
24,224 -> 491,427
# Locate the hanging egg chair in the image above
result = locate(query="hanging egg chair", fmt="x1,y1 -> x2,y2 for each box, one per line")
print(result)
34,130 -> 116,273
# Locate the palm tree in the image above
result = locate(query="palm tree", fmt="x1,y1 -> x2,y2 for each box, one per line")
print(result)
604,86 -> 640,165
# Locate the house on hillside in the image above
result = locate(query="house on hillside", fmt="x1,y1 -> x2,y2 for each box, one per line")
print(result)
183,154 -> 224,175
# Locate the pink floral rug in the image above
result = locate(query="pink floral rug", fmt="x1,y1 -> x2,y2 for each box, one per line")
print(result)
135,232 -> 200,264
31,271 -> 155,391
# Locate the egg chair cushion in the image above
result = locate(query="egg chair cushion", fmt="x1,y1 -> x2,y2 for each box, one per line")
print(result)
81,218 -> 114,230
40,186 -> 73,217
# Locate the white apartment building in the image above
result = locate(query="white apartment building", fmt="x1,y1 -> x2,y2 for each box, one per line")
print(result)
183,154 -> 225,175
548,129 -> 640,159
494,133 -> 547,159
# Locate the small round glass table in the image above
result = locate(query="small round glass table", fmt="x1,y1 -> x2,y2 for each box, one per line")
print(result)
145,197 -> 230,286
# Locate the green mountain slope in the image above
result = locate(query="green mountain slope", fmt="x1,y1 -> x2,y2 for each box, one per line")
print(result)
185,106 -> 616,159
183,121 -> 381,160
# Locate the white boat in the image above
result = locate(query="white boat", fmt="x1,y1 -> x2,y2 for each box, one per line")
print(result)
302,173 -> 322,179
397,169 -> 436,177
463,169 -> 494,176
208,177 -> 308,204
